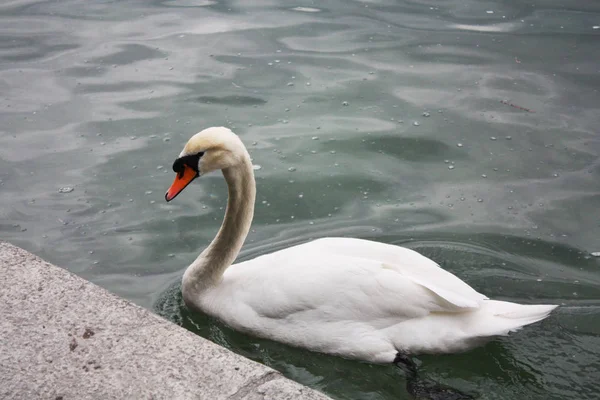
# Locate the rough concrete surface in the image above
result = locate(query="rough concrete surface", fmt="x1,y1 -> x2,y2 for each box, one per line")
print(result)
0,242 -> 332,400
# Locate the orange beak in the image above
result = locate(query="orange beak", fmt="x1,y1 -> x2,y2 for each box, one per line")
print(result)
165,165 -> 198,202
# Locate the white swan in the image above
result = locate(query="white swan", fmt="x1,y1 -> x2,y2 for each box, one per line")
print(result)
165,127 -> 557,396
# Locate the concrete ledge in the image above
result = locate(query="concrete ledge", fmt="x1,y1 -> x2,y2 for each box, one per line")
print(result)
0,242 -> 331,400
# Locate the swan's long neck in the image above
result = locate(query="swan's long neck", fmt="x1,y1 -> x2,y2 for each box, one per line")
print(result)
182,155 -> 255,296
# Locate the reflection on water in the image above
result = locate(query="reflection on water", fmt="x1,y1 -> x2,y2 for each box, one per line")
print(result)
1,0 -> 599,399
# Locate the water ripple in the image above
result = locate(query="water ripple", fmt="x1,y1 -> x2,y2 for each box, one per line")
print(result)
1,0 -> 599,399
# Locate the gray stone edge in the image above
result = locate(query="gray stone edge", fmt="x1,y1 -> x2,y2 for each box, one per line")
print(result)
0,241 -> 332,400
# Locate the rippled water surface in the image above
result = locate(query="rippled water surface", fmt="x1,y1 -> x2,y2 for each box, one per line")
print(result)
2,0 -> 600,399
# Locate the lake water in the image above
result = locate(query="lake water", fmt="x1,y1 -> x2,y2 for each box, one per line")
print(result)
1,0 -> 599,399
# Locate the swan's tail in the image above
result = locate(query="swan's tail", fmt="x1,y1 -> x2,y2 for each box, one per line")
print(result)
388,300 -> 557,354
479,300 -> 558,335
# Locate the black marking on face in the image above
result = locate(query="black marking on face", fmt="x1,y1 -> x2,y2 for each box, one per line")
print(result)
172,152 -> 204,178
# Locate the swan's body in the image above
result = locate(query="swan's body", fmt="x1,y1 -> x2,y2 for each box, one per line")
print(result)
167,127 -> 557,366
191,237 -> 554,363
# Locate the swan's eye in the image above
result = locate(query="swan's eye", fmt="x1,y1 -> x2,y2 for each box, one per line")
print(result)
172,152 -> 204,177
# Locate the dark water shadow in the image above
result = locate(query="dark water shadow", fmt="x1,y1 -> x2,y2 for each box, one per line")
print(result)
191,95 -> 268,106
318,134 -> 467,162
90,44 -> 168,66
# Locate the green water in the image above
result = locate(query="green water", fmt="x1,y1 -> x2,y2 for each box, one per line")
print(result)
1,0 -> 600,399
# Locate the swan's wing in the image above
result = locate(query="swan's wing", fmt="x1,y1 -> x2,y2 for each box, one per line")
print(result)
307,237 -> 487,306
276,238 -> 486,309
223,238 -> 485,323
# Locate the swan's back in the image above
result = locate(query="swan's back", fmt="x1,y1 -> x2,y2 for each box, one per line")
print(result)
293,237 -> 487,308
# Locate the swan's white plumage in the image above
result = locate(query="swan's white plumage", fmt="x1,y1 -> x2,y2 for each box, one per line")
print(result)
197,237 -> 556,362
171,127 -> 557,365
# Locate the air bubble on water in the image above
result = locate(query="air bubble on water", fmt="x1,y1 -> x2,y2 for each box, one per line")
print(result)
505,136 -> 512,140
422,112 -> 430,117
591,252 -> 600,257
457,143 -> 463,147
130,136 -> 137,140
58,186 -> 74,193
477,198 -> 483,202
305,82 -> 311,86
342,101 -> 349,106
460,197 -> 465,201
253,165 -> 262,170
156,165 -> 164,170
413,121 -> 420,126
163,137 -> 170,142
490,136 -> 497,140
481,174 -> 487,178
593,26 -> 599,30
288,167 -> 296,172
486,10 -> 494,14
287,82 -> 294,87
298,193 -> 304,198
448,165 -> 455,170
553,173 -> 559,177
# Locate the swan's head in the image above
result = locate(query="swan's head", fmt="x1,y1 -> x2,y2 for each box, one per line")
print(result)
165,127 -> 247,202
